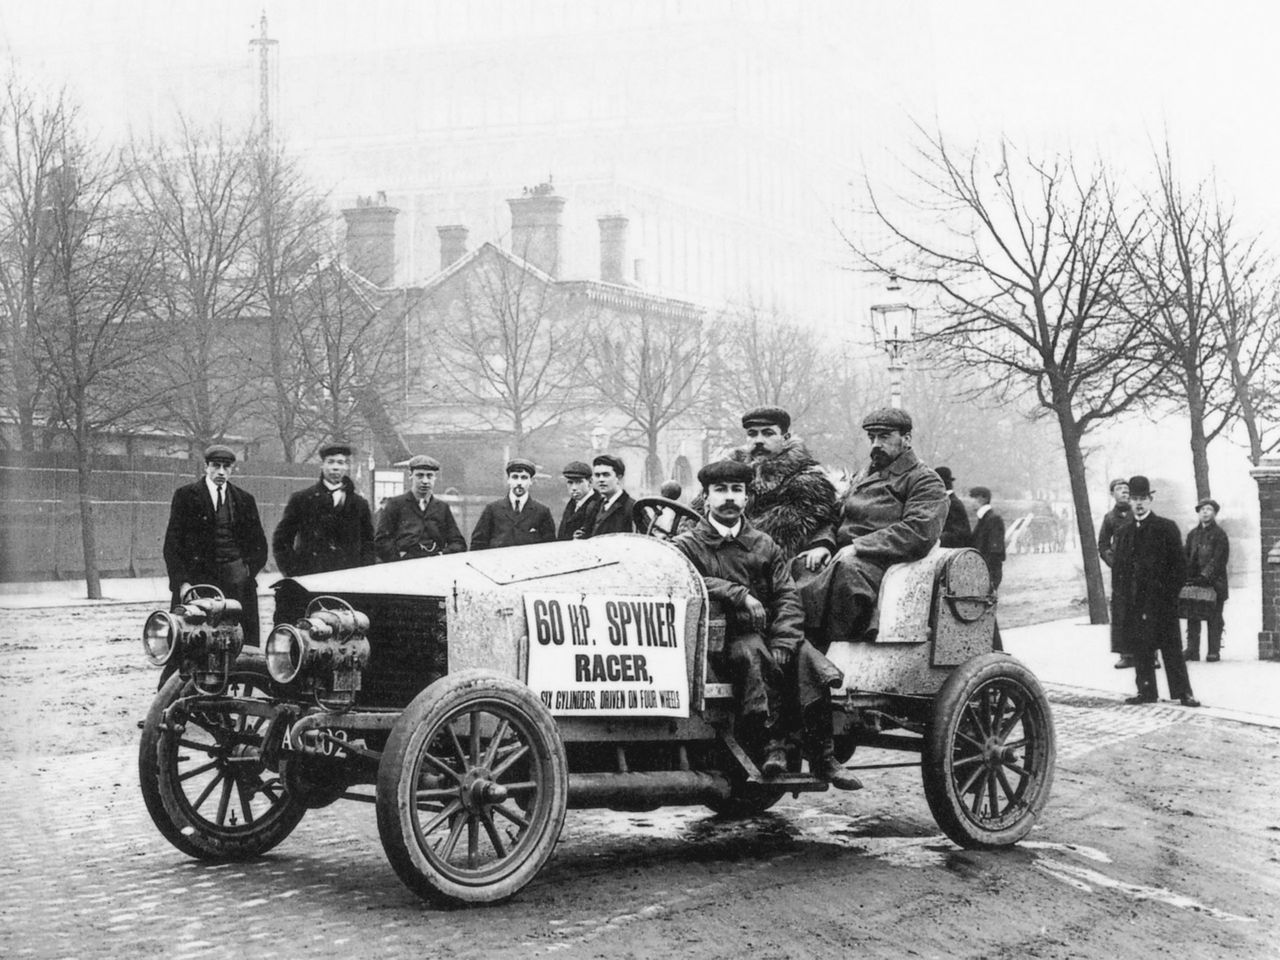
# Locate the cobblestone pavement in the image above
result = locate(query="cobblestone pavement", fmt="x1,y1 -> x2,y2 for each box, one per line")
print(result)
0,685 -> 1220,960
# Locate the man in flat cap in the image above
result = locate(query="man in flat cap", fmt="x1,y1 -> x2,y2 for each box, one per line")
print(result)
935,466 -> 973,548
799,407 -> 948,646
162,444 -> 268,645
674,460 -> 859,790
1097,477 -> 1136,667
471,458 -> 556,550
694,406 -> 839,568
1111,475 -> 1200,706
1183,497 -> 1229,662
557,460 -> 600,541
585,454 -> 635,536
375,454 -> 467,561
273,440 -> 375,577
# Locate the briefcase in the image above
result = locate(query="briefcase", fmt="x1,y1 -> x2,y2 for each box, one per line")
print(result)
1177,584 -> 1217,620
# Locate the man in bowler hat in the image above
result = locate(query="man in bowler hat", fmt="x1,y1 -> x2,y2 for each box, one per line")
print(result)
375,455 -> 467,561
557,460 -> 599,540
162,444 -> 268,645
470,458 -> 556,550
936,466 -> 973,548
273,440 -> 375,576
1110,475 -> 1200,706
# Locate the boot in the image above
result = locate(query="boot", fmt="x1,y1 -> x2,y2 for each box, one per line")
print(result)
761,742 -> 788,779
809,740 -> 863,791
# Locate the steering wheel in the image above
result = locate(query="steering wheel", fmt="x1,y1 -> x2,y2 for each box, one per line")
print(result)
631,496 -> 702,540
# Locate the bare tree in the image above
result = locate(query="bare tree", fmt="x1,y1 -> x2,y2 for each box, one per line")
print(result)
23,111 -> 163,597
0,77 -> 65,451
130,120 -> 262,454
426,246 -> 585,454
248,142 -> 331,462
851,131 -> 1164,624
712,300 -> 829,423
584,303 -> 711,490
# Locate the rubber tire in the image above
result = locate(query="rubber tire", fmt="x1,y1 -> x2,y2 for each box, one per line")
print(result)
139,664 -> 306,860
376,670 -> 568,907
705,784 -> 785,818
922,653 -> 1055,849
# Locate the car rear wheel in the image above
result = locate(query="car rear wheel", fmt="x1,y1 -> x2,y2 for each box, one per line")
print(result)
138,664 -> 306,860
922,653 -> 1055,848
376,670 -> 568,907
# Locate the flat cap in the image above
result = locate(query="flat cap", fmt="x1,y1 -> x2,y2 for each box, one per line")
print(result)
697,459 -> 754,487
1127,475 -> 1153,498
741,406 -> 790,433
1108,477 -> 1130,493
968,485 -> 992,501
203,443 -> 236,464
562,460 -> 592,480
592,453 -> 625,476
319,440 -> 353,459
1195,497 -> 1220,514
505,457 -> 537,476
406,454 -> 440,472
861,406 -> 913,433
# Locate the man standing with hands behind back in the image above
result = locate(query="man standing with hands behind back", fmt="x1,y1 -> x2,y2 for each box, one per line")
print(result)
1111,475 -> 1200,707
470,458 -> 556,550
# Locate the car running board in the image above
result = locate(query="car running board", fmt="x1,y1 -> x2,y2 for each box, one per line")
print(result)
721,730 -> 830,792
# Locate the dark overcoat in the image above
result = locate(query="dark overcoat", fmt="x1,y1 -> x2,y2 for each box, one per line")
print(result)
1097,504 -> 1132,567
586,491 -> 635,536
558,491 -> 600,540
470,497 -> 556,550
940,492 -> 973,548
1110,512 -> 1186,654
162,480 -> 268,640
1184,521 -> 1229,600
272,477 -> 375,576
374,492 -> 467,561
971,509 -> 1006,589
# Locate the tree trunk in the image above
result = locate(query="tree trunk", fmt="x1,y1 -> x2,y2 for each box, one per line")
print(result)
1056,409 -> 1108,624
76,447 -> 102,600
1186,383 -> 1212,498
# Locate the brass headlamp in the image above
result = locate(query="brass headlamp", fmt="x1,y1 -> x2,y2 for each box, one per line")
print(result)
266,596 -> 371,710
142,586 -> 244,694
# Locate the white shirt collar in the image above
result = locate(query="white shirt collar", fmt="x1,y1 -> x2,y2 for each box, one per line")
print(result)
510,494 -> 526,511
601,490 -> 623,510
976,503 -> 991,518
205,478 -> 226,503
707,515 -> 743,539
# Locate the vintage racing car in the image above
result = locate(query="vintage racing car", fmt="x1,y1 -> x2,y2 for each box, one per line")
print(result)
138,497 -> 1055,907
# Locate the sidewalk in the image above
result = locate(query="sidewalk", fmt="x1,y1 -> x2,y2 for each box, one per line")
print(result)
3,575 -> 1277,727
1002,579 -> 1280,729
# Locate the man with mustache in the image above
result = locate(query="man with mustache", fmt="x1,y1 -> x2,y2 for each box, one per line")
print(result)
799,407 -> 948,646
673,459 -> 859,790
470,457 -> 556,550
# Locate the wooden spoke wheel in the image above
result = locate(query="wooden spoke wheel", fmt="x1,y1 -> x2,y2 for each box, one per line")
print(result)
922,653 -> 1055,848
376,670 -> 568,907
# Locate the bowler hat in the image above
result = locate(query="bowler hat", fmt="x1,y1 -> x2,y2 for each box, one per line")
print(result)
741,406 -> 790,433
562,460 -> 592,480
1127,475 -> 1154,498
406,454 -> 440,472
861,407 -> 913,433
319,440 -> 353,459
203,444 -> 236,464
593,454 -> 625,477
506,457 -> 537,476
936,466 -> 955,488
697,459 -> 753,487
1195,497 -> 1220,514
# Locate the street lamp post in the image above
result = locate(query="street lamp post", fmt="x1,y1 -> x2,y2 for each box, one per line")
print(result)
869,274 -> 917,409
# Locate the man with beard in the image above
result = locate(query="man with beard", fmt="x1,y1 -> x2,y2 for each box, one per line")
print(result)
375,455 -> 467,561
1111,475 -> 1200,706
470,458 -> 556,550
673,460 -> 859,790
557,460 -> 599,540
273,440 -> 376,576
799,407 -> 948,646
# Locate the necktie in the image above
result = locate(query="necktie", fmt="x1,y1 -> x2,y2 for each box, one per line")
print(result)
216,488 -> 223,512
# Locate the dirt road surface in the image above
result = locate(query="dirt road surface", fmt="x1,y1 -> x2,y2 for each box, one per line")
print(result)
3,599 -> 1279,959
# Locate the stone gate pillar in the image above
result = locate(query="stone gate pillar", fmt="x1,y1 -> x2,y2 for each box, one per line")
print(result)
1250,456 -> 1280,660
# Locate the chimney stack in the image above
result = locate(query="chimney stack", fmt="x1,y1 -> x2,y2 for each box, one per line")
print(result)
341,193 -> 398,287
597,214 -> 629,284
437,224 -> 469,270
507,181 -> 565,277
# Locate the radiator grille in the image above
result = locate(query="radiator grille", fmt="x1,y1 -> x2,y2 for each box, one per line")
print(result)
273,586 -> 448,709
